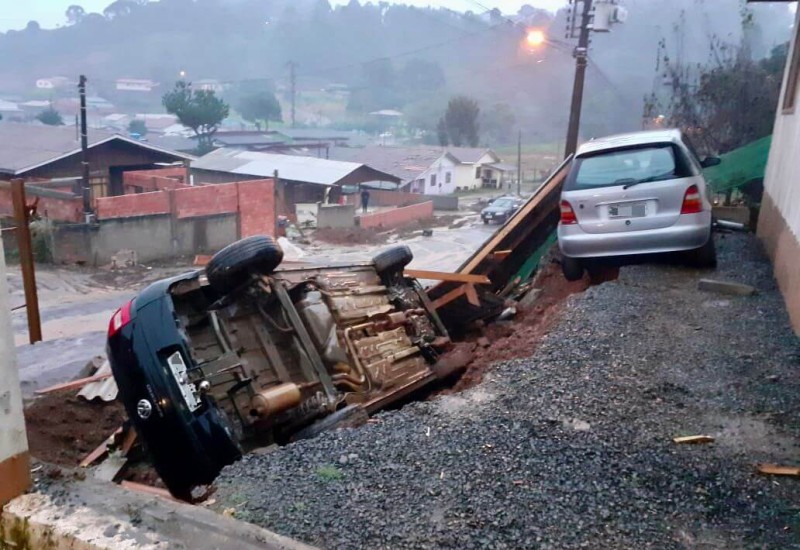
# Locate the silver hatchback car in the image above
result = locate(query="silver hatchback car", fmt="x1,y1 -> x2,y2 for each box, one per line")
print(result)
557,129 -> 719,281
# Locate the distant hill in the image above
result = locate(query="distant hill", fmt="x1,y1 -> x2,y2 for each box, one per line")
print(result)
0,0 -> 793,144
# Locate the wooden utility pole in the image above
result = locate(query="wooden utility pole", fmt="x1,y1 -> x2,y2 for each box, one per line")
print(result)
10,179 -> 42,344
517,130 -> 522,196
287,61 -> 297,128
564,0 -> 593,158
78,75 -> 91,216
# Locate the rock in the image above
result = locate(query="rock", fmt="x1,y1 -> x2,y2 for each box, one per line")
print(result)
698,278 -> 757,296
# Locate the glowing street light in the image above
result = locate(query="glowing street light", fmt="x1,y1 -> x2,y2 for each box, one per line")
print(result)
526,29 -> 546,48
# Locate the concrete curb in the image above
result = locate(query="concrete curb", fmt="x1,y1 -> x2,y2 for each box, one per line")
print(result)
1,478 -> 316,550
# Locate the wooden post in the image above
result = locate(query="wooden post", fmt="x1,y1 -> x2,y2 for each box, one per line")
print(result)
11,179 -> 42,344
0,232 -> 31,505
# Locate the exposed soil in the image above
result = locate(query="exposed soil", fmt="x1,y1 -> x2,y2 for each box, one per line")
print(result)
24,391 -> 127,466
312,226 -> 389,246
447,260 -> 595,393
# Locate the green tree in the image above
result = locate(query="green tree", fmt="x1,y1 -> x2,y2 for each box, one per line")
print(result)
128,119 -> 148,137
65,5 -> 86,25
443,96 -> 480,147
436,117 -> 448,146
237,91 -> 282,131
162,81 -> 229,154
36,107 -> 64,126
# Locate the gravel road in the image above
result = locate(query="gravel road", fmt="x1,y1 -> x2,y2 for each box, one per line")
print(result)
213,233 -> 800,549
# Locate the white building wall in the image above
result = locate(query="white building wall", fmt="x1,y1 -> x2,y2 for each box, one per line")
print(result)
417,155 -> 458,195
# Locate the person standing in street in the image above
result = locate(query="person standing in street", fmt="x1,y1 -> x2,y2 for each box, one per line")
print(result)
360,187 -> 370,214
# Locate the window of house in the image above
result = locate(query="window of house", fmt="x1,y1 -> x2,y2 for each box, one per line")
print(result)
783,25 -> 800,113
445,172 -> 451,183
475,167 -> 481,178
430,174 -> 437,186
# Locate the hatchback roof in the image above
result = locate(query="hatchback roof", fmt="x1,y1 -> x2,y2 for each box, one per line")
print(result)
576,129 -> 682,157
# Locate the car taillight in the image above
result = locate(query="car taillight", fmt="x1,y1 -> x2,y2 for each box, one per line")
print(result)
560,200 -> 577,225
681,185 -> 703,214
108,300 -> 133,337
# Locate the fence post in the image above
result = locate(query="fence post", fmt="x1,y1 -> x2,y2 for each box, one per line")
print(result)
0,237 -> 31,505
11,179 -> 42,344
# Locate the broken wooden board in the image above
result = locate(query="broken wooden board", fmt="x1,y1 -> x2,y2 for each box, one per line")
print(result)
80,427 -> 123,468
35,372 -> 114,395
120,481 -> 181,502
756,463 -> 800,477
427,156 -> 572,332
404,269 -> 490,285
672,435 -> 715,444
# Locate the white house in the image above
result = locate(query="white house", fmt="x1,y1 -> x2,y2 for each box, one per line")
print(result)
116,78 -> 158,92
35,76 -> 70,89
758,0 -> 800,334
411,148 -> 506,195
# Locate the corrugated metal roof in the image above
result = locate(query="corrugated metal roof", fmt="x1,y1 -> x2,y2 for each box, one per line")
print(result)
192,148 -> 399,186
0,122 -> 194,175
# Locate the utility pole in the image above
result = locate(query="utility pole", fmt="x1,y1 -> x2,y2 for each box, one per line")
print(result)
78,75 -> 91,216
516,129 -> 522,196
564,0 -> 593,158
287,61 -> 297,128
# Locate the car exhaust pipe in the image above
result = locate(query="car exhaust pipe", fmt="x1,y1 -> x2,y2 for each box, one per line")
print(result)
250,383 -> 302,417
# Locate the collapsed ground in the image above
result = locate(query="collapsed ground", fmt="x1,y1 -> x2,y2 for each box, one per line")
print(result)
211,233 -> 800,549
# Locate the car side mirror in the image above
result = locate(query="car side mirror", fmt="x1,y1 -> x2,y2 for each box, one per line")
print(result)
701,156 -> 721,168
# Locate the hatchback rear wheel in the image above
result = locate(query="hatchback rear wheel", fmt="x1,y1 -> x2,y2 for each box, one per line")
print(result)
687,232 -> 717,269
561,256 -> 584,281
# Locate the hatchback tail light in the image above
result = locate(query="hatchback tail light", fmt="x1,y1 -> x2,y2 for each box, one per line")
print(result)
108,300 -> 133,337
681,185 -> 703,214
560,200 -> 578,225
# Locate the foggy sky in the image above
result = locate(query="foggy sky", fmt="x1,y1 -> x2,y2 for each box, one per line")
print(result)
0,0 -> 569,32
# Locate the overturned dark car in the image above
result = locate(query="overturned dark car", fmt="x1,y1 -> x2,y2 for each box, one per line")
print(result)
107,236 -> 457,499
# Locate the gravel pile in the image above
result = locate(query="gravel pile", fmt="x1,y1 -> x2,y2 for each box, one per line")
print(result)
213,233 -> 800,549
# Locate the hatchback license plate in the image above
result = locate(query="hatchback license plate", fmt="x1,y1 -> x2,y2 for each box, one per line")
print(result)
609,202 -> 646,218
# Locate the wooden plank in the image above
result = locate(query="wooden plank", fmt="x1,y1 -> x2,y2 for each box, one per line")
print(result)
459,157 -> 571,275
121,428 -> 138,456
79,427 -> 123,468
672,435 -> 715,444
35,372 -> 113,395
464,284 -> 480,307
404,269 -> 490,285
492,250 -> 512,260
756,463 -> 800,476
432,285 -> 467,310
194,254 -> 212,266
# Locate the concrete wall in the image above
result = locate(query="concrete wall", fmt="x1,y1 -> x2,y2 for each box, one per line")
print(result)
427,194 -> 459,211
758,8 -> 800,334
52,213 -> 240,265
357,201 -> 433,230
317,204 -> 356,228
0,244 -> 30,505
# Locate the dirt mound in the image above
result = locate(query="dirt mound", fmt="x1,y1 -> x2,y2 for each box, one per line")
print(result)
448,261 -> 591,392
25,391 -> 127,466
313,227 -> 389,246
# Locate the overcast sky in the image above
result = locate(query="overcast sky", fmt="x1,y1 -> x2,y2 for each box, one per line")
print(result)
0,0 -> 568,32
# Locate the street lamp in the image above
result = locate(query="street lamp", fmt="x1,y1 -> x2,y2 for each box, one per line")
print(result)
525,29 -> 546,48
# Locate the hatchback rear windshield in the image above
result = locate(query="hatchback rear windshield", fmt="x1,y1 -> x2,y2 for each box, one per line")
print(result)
565,143 -> 695,191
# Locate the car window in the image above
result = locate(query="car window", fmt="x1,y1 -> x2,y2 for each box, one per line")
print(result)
492,198 -> 515,208
565,143 -> 694,191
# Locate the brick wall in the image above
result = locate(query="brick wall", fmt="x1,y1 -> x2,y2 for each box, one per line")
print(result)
345,189 -> 424,208
357,201 -> 433,230
236,179 -> 276,237
173,184 -> 239,219
123,167 -> 189,193
0,183 -> 84,223
95,191 -> 170,219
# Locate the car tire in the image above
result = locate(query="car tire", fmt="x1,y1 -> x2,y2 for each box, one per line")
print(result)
206,235 -> 283,294
482,218 -> 489,224
291,405 -> 368,442
373,245 -> 413,276
688,232 -> 717,269
562,256 -> 584,282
